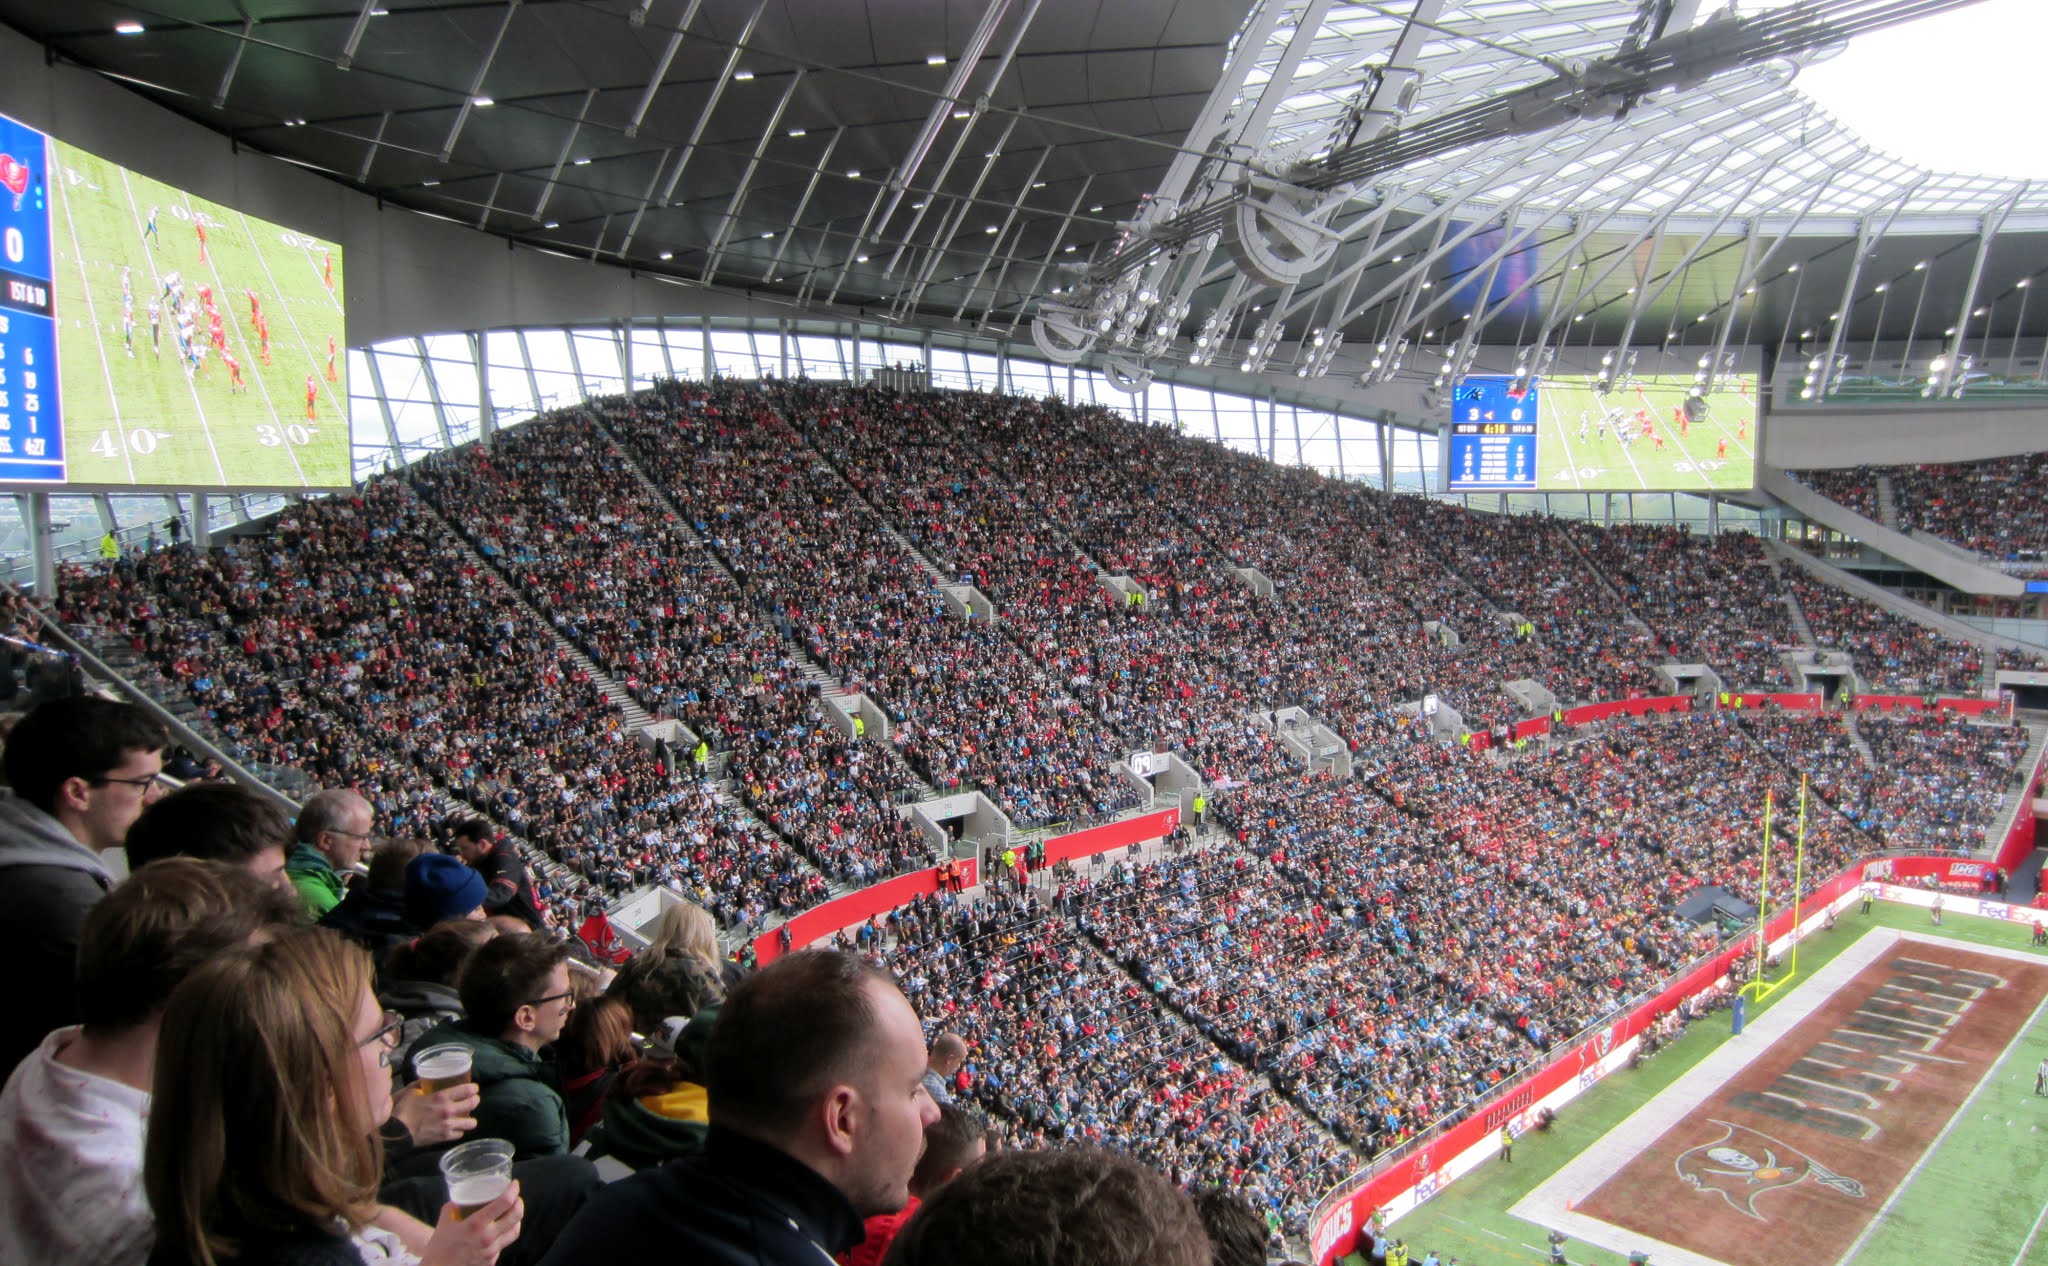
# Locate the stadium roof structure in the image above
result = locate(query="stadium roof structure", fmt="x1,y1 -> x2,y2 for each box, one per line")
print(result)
4,0 -> 2041,402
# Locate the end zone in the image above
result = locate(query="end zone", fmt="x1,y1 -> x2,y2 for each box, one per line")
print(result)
1512,930 -> 2048,1266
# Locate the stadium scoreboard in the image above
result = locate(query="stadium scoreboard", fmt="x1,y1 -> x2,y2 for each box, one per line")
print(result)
0,115 -> 66,482
0,108 -> 350,490
1445,376 -> 1537,491
1441,370 -> 1759,495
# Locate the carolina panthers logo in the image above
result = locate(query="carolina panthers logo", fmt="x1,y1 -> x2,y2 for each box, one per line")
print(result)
1675,1121 -> 1865,1220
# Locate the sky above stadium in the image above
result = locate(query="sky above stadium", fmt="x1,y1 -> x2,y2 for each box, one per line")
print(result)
1786,0 -> 2048,180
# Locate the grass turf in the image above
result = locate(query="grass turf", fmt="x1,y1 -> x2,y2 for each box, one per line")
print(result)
1342,902 -> 2048,1266
46,137 -> 349,488
1531,376 -> 1756,495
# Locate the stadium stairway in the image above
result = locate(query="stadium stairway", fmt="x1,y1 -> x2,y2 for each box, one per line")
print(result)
1985,721 -> 2048,857
785,432 -> 954,588
1843,712 -> 1877,766
1768,550 -> 1820,648
579,413 -> 944,807
1875,474 -> 1901,531
409,495 -> 656,735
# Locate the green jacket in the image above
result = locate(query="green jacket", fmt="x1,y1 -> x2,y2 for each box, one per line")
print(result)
285,843 -> 346,919
405,1019 -> 569,1162
581,1080 -> 710,1171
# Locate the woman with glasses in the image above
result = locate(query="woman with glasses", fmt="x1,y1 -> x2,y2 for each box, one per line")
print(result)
145,926 -> 523,1266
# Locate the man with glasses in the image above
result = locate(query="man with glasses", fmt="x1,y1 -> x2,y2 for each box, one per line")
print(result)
401,931 -> 577,1166
287,786 -> 376,919
0,696 -> 167,1078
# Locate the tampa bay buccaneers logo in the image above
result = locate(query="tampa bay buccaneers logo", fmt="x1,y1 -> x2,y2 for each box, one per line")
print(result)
1675,1121 -> 1865,1220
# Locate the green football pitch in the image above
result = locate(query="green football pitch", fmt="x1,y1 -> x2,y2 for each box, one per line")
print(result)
45,140 -> 349,489
1532,377 -> 1758,495
1346,903 -> 2048,1266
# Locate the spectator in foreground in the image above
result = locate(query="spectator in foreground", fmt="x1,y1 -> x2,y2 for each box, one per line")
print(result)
841,1103 -> 987,1266
879,1147 -> 1210,1266
0,858 -> 294,1266
921,1033 -> 966,1106
538,949 -> 941,1264
145,926 -> 525,1266
122,779 -> 294,894
287,787 -> 376,920
1191,1186 -> 1271,1266
555,997 -> 635,1145
380,919 -> 498,1061
322,838 -> 427,952
574,1009 -> 718,1172
0,696 -> 167,1076
449,816 -> 547,930
404,932 -> 576,1164
604,900 -> 729,1035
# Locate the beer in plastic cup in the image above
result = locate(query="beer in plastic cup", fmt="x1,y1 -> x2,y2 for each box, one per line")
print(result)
413,1043 -> 474,1094
439,1138 -> 514,1220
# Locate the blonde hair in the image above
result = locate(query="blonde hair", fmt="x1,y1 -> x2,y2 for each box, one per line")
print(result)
646,901 -> 724,976
146,927 -> 381,1266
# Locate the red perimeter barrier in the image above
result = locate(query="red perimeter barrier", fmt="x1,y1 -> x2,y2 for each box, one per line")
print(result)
748,807 -> 1183,964
1307,862 -> 1874,1265
751,857 -> 979,965
1559,695 -> 1692,726
1041,807 -> 1181,867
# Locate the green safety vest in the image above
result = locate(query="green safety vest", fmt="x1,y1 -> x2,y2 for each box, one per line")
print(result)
853,715 -> 866,738
1192,796 -> 1206,814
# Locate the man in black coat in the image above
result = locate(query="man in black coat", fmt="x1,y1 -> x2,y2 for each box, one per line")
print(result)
449,814 -> 547,928
538,949 -> 941,1266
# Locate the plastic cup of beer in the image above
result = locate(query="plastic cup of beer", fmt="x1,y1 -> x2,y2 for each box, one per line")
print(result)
413,1043 -> 474,1095
439,1138 -> 514,1220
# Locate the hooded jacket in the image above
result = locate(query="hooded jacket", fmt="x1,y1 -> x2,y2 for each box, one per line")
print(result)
580,1079 -> 711,1171
0,792 -> 116,1077
399,1018 -> 568,1166
284,843 -> 345,919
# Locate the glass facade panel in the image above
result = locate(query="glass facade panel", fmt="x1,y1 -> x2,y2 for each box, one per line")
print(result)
522,330 -> 575,378
664,327 -> 706,379
572,331 -> 625,396
630,327 -> 670,386
963,352 -> 1001,390
928,348 -> 969,391
711,330 -> 756,378
420,333 -> 472,363
794,336 -> 845,380
427,355 -> 480,410
374,349 -> 428,405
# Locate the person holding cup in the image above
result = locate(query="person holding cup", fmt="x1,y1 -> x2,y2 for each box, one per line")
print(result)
144,926 -> 523,1266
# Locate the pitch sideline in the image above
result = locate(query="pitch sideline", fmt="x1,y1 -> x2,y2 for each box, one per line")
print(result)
1511,928 -> 2048,1266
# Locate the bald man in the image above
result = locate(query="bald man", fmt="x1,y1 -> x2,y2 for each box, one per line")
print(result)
922,1033 -> 966,1106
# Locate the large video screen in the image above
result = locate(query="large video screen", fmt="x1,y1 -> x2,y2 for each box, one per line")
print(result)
0,110 -> 349,489
1445,372 -> 1757,494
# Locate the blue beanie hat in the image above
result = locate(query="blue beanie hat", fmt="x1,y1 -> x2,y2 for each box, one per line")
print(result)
405,853 -> 488,928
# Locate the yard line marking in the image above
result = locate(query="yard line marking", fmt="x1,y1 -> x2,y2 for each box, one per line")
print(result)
1546,388 -> 1586,494
116,168 -> 226,482
178,191 -> 304,487
233,210 -> 346,429
55,159 -> 136,482
1838,986 -> 2048,1266
2009,1193 -> 2048,1266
